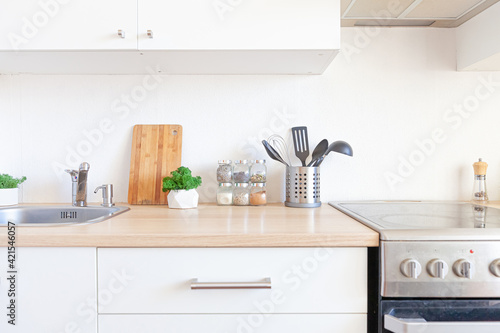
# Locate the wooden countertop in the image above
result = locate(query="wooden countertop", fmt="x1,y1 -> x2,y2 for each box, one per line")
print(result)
0,203 -> 379,248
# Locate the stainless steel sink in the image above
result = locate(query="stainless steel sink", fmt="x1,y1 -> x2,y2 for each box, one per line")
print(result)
0,205 -> 130,226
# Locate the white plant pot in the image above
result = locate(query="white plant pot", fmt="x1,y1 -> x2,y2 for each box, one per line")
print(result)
167,189 -> 199,209
0,188 -> 19,206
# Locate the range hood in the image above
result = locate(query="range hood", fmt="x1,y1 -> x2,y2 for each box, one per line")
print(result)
341,0 -> 500,28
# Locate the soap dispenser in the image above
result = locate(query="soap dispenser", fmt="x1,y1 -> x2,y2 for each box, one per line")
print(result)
472,158 -> 489,204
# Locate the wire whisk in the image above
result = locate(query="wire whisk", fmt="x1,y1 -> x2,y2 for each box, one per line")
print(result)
268,134 -> 292,167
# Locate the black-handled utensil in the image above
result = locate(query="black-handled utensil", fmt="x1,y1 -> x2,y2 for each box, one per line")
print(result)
262,140 -> 288,166
314,140 -> 353,166
307,139 -> 328,167
328,140 -> 353,157
313,156 -> 325,167
291,126 -> 309,167
268,134 -> 292,166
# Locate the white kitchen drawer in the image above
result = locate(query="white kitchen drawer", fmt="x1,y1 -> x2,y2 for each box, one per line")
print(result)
98,314 -> 366,333
97,248 -> 366,314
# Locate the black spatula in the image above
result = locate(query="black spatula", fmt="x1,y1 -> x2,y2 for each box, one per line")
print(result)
291,126 -> 310,167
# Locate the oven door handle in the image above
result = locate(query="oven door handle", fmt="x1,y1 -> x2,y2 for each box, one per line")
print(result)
385,314 -> 500,333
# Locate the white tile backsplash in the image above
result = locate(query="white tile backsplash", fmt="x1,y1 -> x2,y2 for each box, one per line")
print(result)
1,27 -> 500,204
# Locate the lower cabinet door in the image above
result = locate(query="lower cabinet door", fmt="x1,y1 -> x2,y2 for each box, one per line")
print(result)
0,247 -> 97,333
99,314 -> 366,333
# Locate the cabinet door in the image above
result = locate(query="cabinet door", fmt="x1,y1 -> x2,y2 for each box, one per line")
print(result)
99,314 -> 366,333
0,0 -> 137,50
138,0 -> 339,50
0,247 -> 97,333
98,248 -> 367,314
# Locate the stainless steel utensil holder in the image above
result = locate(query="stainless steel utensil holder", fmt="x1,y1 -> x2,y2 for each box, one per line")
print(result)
285,166 -> 321,208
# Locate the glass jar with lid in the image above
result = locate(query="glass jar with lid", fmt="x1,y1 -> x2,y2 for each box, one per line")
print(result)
216,183 -> 233,206
233,160 -> 250,183
217,160 -> 233,183
250,183 -> 267,206
233,183 -> 250,206
250,160 -> 267,183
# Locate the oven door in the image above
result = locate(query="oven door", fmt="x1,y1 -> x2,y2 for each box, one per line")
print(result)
381,300 -> 500,333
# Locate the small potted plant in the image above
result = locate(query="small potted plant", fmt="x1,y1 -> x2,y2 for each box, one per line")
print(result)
162,166 -> 202,209
0,174 -> 27,206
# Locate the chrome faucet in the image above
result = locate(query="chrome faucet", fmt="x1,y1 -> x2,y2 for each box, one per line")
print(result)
65,162 -> 90,207
65,169 -> 78,206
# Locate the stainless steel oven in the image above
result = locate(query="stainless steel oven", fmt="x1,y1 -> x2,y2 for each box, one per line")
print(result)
330,201 -> 500,333
381,300 -> 500,333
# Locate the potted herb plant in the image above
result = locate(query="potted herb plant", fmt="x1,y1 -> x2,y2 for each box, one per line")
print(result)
162,166 -> 202,209
0,174 -> 27,206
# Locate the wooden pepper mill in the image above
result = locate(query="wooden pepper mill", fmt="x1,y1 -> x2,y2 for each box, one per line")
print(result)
472,158 -> 489,203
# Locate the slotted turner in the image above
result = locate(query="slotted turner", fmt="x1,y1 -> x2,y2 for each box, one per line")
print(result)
291,126 -> 310,166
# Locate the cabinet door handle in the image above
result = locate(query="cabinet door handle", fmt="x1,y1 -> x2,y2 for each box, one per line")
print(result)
117,30 -> 125,38
191,278 -> 271,290
147,30 -> 153,38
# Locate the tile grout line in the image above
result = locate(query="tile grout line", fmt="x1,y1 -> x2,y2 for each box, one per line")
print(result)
96,247 -> 99,332
10,74 -> 25,203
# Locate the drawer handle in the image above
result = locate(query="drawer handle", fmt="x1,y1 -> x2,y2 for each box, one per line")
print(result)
191,278 -> 271,290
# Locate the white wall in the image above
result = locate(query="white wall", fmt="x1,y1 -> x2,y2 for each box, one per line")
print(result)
1,27 -> 500,204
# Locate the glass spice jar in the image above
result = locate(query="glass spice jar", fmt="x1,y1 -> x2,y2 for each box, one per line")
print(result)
216,183 -> 233,206
250,183 -> 267,206
472,158 -> 489,204
233,160 -> 250,183
217,160 -> 233,183
250,160 -> 267,183
233,183 -> 250,206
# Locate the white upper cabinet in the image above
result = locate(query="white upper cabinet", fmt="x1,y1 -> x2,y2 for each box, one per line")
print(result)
0,0 -> 137,51
456,1 -> 500,71
138,0 -> 339,51
0,0 -> 340,74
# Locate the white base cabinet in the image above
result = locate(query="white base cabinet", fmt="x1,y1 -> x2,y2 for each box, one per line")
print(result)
98,314 -> 367,333
0,247 -> 367,332
0,247 -> 97,333
97,247 -> 367,332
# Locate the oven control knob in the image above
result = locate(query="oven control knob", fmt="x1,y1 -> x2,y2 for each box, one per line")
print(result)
427,259 -> 449,279
400,259 -> 422,279
489,259 -> 500,277
453,259 -> 474,279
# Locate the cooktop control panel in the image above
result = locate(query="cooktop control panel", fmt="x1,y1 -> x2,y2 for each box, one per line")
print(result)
382,240 -> 500,298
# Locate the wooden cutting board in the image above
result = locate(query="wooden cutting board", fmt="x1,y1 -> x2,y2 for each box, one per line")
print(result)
128,125 -> 182,205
